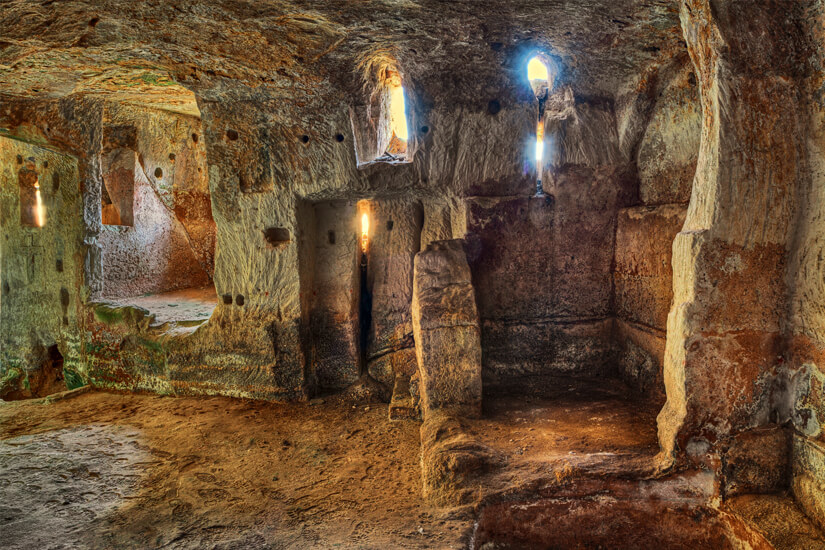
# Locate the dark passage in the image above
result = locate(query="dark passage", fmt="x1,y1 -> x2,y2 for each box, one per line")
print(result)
358,250 -> 372,375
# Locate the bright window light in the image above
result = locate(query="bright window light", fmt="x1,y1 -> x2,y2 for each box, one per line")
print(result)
390,85 -> 409,142
527,57 -> 549,83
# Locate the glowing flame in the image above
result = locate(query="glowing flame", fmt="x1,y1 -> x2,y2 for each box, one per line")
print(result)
34,179 -> 45,227
390,85 -> 408,142
527,57 -> 549,82
361,212 -> 369,253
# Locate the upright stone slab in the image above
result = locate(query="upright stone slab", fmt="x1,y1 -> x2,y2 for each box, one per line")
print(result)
412,239 -> 481,419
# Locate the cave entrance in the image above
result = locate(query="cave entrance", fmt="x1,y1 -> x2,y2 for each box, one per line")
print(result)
96,102 -> 217,326
36,344 -> 67,397
2,345 -> 66,401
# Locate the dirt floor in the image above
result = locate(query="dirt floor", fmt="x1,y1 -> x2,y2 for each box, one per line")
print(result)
475,379 -> 660,475
3,385 -> 823,550
0,389 -> 468,549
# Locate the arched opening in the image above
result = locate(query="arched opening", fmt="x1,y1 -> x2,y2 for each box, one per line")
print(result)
385,72 -> 409,156
95,95 -> 218,326
350,55 -> 414,165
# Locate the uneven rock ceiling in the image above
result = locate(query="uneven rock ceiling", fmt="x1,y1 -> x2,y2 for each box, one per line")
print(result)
0,0 -> 684,115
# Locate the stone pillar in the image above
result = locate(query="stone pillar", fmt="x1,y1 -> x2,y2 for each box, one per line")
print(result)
659,0 -> 812,462
412,239 -> 482,419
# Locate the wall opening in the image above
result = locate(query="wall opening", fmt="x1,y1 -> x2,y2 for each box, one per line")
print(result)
385,72 -> 409,157
18,162 -> 45,228
307,200 -> 362,391
97,104 -> 217,326
350,57 -> 413,166
304,198 -> 423,396
101,148 -> 135,226
527,55 -> 551,196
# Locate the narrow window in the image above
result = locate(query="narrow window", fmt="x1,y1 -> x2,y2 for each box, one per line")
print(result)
19,163 -> 45,227
527,55 -> 550,196
101,148 -> 135,226
349,62 -> 413,165
386,71 -> 409,156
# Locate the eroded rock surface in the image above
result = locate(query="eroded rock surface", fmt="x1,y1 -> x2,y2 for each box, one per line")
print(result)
412,239 -> 482,419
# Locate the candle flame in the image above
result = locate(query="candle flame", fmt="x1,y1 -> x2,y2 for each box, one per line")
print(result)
34,179 -> 45,227
361,212 -> 369,253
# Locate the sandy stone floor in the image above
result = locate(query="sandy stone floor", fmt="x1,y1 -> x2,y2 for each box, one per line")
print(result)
0,390 -> 468,549
476,380 -> 660,470
104,286 -> 218,325
3,386 -> 819,550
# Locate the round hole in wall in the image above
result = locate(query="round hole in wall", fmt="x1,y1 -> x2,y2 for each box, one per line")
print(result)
89,16 -> 100,27
191,133 -> 199,143
154,167 -> 163,178
222,294 -> 233,305
43,160 -> 49,169
226,129 -> 239,141
300,134 -> 310,144
386,220 -> 394,231
16,154 -> 22,164
169,153 -> 176,161
235,294 -> 245,306
488,99 -> 501,115
335,134 -> 345,142
420,126 -> 429,135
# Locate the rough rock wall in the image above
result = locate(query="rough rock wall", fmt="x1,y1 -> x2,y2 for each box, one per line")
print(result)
98,104 -> 214,298
611,52 -> 699,402
468,93 -> 636,393
636,62 -> 701,206
412,239 -> 481,419
307,200 -> 360,391
781,0 -> 825,529
614,205 -> 687,400
658,0 -> 814,469
0,137 -> 85,396
365,199 -> 423,390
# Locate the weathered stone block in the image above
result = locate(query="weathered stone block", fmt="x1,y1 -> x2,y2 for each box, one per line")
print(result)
792,434 -> 825,533
412,239 -> 481,419
614,319 -> 666,400
614,204 -> 686,330
723,425 -> 789,497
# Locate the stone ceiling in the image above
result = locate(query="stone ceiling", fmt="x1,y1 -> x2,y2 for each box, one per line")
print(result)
0,0 -> 685,112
